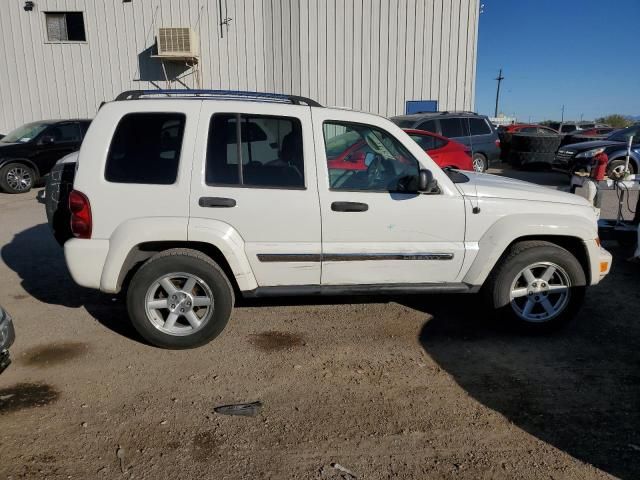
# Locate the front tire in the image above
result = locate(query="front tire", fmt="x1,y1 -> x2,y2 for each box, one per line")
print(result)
127,249 -> 234,349
0,162 -> 35,193
485,241 -> 586,332
607,159 -> 636,179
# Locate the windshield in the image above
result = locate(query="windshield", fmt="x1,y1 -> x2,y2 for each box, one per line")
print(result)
1,122 -> 49,143
607,125 -> 640,143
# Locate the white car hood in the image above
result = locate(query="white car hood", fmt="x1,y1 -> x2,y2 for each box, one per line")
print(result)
456,172 -> 590,207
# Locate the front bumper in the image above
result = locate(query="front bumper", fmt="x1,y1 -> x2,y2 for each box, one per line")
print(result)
0,307 -> 16,375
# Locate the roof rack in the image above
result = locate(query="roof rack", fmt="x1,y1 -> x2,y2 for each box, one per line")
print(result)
114,89 -> 322,107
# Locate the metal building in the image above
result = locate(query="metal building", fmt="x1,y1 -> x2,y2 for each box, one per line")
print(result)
0,0 -> 479,134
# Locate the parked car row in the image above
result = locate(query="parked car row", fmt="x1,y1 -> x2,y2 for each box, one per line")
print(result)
391,111 -> 501,172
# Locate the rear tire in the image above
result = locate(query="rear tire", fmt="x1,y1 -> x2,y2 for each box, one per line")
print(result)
485,241 -> 586,332
127,249 -> 234,349
472,153 -> 488,172
0,162 -> 35,193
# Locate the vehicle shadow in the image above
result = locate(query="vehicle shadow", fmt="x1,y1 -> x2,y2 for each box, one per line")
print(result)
408,246 -> 640,479
1,223 -> 142,343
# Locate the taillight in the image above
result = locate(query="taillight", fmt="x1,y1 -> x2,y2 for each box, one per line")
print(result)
495,139 -> 501,147
69,190 -> 92,239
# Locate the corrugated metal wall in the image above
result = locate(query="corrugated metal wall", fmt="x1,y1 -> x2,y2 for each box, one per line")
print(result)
0,0 -> 478,134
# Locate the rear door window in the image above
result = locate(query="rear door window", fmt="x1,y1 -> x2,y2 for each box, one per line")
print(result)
440,118 -> 465,138
206,114 -> 304,189
469,118 -> 492,136
105,113 -> 185,184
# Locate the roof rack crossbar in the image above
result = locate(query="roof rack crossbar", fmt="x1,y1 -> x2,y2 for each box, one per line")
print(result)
114,89 -> 322,107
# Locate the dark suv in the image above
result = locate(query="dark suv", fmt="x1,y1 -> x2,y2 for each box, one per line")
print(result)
391,112 -> 500,172
0,119 -> 91,193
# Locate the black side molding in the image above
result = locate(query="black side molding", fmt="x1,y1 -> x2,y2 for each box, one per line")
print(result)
199,197 -> 236,208
242,283 -> 476,298
331,201 -> 368,212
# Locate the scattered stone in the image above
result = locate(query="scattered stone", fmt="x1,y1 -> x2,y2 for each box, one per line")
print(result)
81,422 -> 87,428
331,462 -> 357,479
160,420 -> 167,425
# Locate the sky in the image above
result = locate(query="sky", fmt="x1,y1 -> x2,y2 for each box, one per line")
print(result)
475,0 -> 640,122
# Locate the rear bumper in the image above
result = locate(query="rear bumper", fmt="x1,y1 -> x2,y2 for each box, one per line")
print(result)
64,238 -> 110,290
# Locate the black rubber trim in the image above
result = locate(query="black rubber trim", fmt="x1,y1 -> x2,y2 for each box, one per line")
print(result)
242,283 -> 474,298
331,201 -> 369,212
199,197 -> 236,208
256,253 -> 454,262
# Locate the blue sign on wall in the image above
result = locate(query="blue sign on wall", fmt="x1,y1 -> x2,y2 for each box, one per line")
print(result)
405,100 -> 438,114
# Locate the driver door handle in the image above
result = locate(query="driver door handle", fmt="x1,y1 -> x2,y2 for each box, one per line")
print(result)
331,201 -> 369,212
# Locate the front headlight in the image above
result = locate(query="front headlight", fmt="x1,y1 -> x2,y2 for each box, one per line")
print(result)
576,147 -> 605,159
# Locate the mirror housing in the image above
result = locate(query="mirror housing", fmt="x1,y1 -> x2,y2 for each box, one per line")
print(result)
417,169 -> 438,193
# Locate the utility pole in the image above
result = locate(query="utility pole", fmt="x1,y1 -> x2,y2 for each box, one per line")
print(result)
494,68 -> 504,118
561,105 -> 565,122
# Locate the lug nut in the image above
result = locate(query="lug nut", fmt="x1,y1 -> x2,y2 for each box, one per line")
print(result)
186,302 -> 191,307
170,304 -> 175,309
542,283 -> 547,288
180,308 -> 185,313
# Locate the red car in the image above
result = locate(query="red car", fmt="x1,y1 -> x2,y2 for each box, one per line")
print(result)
326,129 -> 474,172
500,124 -> 559,134
403,129 -> 474,171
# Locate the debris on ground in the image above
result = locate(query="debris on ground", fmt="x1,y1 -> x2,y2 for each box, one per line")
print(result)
116,446 -> 126,473
330,462 -> 357,479
214,401 -> 263,417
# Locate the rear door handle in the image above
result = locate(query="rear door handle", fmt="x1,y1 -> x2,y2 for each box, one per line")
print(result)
331,201 -> 368,212
199,197 -> 236,208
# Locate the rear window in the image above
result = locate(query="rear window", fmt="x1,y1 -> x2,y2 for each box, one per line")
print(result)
206,114 -> 304,189
392,119 -> 416,128
561,124 -> 576,133
469,118 -> 492,135
410,133 -> 447,151
417,120 -> 437,133
105,113 -> 185,184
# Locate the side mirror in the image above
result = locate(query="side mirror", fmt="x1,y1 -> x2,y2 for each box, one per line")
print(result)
39,135 -> 55,145
418,169 -> 438,193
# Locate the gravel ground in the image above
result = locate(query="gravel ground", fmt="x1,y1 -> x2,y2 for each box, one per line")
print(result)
0,169 -> 638,479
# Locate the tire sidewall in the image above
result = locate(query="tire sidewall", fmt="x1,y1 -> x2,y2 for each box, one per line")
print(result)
0,162 -> 35,194
492,245 -> 586,332
127,254 -> 234,349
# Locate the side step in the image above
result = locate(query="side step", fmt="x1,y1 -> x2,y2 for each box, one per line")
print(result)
242,283 -> 475,298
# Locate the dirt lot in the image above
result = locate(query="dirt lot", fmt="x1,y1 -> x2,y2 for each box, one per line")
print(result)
0,169 -> 638,479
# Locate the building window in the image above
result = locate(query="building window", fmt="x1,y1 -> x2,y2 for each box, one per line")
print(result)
45,12 -> 86,42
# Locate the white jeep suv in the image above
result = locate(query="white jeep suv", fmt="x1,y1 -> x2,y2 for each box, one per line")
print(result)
63,90 -> 611,349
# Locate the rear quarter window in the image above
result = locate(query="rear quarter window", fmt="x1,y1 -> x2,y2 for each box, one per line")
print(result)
469,118 -> 492,136
105,112 -> 186,184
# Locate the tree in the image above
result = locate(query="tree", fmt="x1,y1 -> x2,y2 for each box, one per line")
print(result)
595,114 -> 633,128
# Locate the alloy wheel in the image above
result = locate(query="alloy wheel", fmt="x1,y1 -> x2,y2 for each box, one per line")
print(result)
6,166 -> 33,192
144,272 -> 214,336
509,262 -> 571,323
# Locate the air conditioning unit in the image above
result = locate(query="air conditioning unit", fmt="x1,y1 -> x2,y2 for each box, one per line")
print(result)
156,27 -> 198,59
